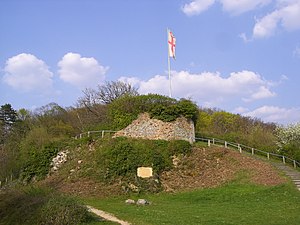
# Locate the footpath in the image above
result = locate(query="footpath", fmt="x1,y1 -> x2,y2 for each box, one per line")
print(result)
86,205 -> 131,225
272,163 -> 300,191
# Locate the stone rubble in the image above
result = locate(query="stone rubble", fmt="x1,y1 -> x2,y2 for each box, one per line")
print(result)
50,150 -> 69,172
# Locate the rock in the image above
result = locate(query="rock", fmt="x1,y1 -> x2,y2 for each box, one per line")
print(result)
78,160 -> 83,164
125,199 -> 135,204
172,155 -> 180,167
128,183 -> 139,192
136,199 -> 149,205
50,150 -> 69,173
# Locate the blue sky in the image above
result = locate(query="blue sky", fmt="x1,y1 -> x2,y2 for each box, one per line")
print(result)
1,0 -> 300,124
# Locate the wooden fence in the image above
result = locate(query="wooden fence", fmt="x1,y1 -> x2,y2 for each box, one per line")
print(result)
74,130 -> 117,139
195,137 -> 300,169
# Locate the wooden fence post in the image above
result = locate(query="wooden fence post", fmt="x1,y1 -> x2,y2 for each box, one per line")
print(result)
267,153 -> 270,160
294,160 -> 297,168
239,146 -> 242,153
101,130 -> 105,138
282,156 -> 286,164
251,148 -> 254,155
212,138 -> 215,145
225,141 -> 227,148
88,131 -> 90,137
79,133 -> 82,139
208,139 -> 211,147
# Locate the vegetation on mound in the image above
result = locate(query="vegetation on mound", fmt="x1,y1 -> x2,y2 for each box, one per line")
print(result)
44,139 -> 285,198
108,94 -> 198,130
0,186 -> 95,225
52,137 -> 192,194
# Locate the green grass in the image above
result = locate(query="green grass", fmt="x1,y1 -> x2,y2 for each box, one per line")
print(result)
84,182 -> 300,225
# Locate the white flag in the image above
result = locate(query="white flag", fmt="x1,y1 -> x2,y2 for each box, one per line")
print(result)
168,30 -> 176,59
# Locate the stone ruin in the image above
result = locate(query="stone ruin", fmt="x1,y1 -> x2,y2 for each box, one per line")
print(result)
114,113 -> 195,144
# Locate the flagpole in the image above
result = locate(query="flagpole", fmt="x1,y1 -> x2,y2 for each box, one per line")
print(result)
167,28 -> 172,98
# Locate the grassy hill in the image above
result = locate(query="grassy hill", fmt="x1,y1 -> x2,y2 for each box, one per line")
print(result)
1,137 -> 300,225
41,140 -> 286,197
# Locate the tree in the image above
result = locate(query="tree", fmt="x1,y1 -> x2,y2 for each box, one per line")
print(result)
78,81 -> 139,106
0,104 -> 17,128
0,104 -> 18,144
76,81 -> 138,127
275,123 -> 300,161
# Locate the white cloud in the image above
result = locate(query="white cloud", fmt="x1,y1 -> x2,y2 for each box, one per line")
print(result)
244,105 -> 300,124
182,0 -> 300,39
252,0 -> 300,39
3,53 -> 53,92
182,0 -> 216,16
182,0 -> 271,16
220,0 -> 272,15
253,11 -> 281,38
243,86 -> 276,102
58,53 -> 108,89
121,70 -> 275,107
232,106 -> 250,114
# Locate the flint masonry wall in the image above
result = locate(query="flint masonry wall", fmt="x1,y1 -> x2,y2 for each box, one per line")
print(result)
114,113 -> 195,144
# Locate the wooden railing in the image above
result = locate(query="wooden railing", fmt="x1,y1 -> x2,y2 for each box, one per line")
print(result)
195,137 -> 300,169
74,130 -> 117,139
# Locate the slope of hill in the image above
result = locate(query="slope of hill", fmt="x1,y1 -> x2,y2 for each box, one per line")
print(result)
40,141 -> 286,198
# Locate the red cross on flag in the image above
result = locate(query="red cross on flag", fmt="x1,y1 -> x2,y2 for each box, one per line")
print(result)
168,30 -> 176,59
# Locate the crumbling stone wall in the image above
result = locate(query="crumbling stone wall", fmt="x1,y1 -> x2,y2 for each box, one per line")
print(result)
114,113 -> 195,143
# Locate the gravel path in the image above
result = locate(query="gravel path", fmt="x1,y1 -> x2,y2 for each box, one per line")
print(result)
86,205 -> 131,225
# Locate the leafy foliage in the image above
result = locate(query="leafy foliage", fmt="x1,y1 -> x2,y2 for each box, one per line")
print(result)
195,108 -> 277,152
275,123 -> 300,161
95,137 -> 192,181
108,94 -> 198,130
0,103 -> 18,144
39,194 -> 91,225
0,187 -> 92,225
20,142 -> 62,182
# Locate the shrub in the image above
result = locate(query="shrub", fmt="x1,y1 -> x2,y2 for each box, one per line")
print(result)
168,140 -> 192,155
275,123 -> 300,161
20,142 -> 62,182
96,138 -> 191,181
108,94 -> 198,130
0,187 -> 92,225
39,194 -> 91,225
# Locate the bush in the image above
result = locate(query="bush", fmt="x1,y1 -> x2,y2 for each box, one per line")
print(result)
96,137 -> 192,181
0,187 -> 92,225
20,142 -> 62,182
281,140 -> 300,162
108,94 -> 198,130
168,140 -> 192,155
39,194 -> 91,225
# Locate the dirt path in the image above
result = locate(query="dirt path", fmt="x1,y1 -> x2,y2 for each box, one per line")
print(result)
86,205 -> 131,225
